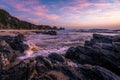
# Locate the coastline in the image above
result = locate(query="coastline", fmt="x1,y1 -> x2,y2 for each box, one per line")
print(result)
0,32 -> 120,80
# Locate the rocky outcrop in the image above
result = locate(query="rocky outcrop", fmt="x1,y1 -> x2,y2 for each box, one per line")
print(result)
42,31 -> 57,35
0,34 -> 120,80
0,9 -> 64,30
34,30 -> 57,35
0,34 -> 28,69
0,55 -> 120,80
0,9 -> 36,29
85,34 -> 120,52
0,34 -> 25,52
65,34 -> 120,76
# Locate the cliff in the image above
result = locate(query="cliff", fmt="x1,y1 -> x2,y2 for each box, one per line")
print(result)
0,9 -> 64,30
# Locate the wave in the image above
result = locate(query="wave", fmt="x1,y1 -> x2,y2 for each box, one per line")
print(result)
18,41 -> 69,60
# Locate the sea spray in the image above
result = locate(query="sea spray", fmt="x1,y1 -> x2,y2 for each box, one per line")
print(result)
18,41 -> 69,60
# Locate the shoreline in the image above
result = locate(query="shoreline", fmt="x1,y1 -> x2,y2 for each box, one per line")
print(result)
0,32 -> 120,80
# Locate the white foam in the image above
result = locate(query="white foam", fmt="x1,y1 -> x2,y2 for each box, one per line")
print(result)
18,46 -> 69,60
18,30 -> 94,60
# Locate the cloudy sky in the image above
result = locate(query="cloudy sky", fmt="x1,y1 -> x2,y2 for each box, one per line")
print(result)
0,0 -> 120,29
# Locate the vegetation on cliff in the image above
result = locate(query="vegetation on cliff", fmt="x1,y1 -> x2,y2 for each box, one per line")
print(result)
0,9 -> 64,30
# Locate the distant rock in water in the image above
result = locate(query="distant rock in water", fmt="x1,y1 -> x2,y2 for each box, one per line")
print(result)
42,31 -> 57,35
33,30 -> 57,35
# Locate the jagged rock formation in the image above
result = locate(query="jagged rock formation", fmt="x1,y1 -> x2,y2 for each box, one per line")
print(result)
0,34 -> 120,80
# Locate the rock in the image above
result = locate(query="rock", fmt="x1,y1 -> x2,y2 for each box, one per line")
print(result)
9,34 -> 25,52
65,45 -> 120,75
42,31 -> 57,35
15,33 -> 24,42
85,34 -> 113,47
0,39 -> 17,64
112,42 -> 120,53
98,43 -> 113,50
35,56 -> 53,69
65,46 -> 95,64
92,66 -> 120,80
77,65 -> 120,80
93,34 -> 112,43
0,34 -> 26,63
0,33 -> 120,80
0,40 -> 13,52
52,63 -> 120,80
112,35 -> 120,42
31,74 -> 57,80
36,62 -> 49,75
79,54 -> 93,64
22,43 -> 29,51
65,47 -> 78,59
0,53 -> 10,70
52,64 -> 81,80
48,53 -> 65,63
84,40 -> 95,47
0,61 -> 32,80
85,34 -> 120,51
0,34 -> 25,52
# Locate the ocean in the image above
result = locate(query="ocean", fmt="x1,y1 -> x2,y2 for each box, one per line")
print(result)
18,30 -> 119,58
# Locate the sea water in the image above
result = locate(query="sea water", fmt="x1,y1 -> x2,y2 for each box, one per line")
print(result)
18,30 -> 119,59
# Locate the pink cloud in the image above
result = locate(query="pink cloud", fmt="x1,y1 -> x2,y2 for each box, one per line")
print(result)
59,1 -> 120,17
32,11 -> 59,20
0,5 -> 7,9
2,0 -> 120,28
46,14 -> 60,20
2,0 -> 60,21
3,0 -> 31,12
32,5 -> 48,14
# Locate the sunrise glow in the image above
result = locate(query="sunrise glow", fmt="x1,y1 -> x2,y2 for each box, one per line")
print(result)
0,0 -> 120,29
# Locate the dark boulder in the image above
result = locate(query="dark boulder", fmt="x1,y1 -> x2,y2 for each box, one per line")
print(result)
35,56 -> 53,69
8,34 -> 25,52
77,65 -> 120,80
0,61 -> 32,80
112,42 -> 120,53
48,53 -> 65,63
52,63 -> 120,80
0,39 -> 14,53
96,43 -> 114,50
35,62 -> 49,75
65,46 -> 120,75
0,34 -> 25,52
112,35 -> 120,42
0,40 -> 17,65
0,34 -> 26,64
65,47 -> 78,59
42,31 -> 57,35
93,34 -> 112,43
84,40 -> 95,46
52,64 -> 81,80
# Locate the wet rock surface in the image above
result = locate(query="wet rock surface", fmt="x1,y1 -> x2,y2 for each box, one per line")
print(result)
34,30 -> 57,35
0,34 -> 120,80
42,31 -> 57,35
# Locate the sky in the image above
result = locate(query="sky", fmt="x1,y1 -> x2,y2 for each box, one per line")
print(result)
0,0 -> 120,29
